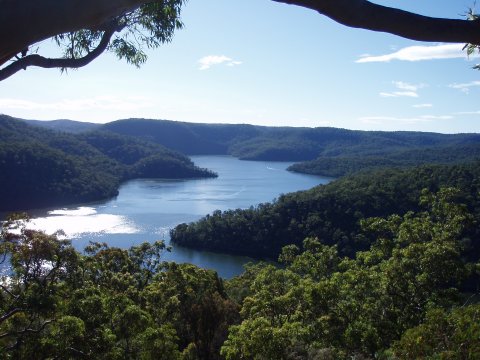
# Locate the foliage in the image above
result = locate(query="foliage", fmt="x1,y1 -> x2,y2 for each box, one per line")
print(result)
1,188 -> 479,359
0,215 -> 237,359
0,0 -> 186,80
464,7 -> 480,70
221,188 -> 479,359
391,305 -> 480,359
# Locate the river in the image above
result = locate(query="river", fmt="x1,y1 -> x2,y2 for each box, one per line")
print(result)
26,156 -> 331,278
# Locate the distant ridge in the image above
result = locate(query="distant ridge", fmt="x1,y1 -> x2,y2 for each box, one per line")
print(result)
24,119 -> 100,133
100,118 -> 480,174
18,116 -> 480,176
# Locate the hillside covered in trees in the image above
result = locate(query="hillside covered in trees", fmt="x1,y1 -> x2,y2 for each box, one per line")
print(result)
26,117 -> 480,178
100,119 -> 480,163
288,143 -> 480,177
1,182 -> 479,358
171,161 -> 480,261
0,115 -> 216,211
3,119 -> 480,359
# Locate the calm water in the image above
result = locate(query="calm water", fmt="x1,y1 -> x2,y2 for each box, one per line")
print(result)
27,156 -> 330,278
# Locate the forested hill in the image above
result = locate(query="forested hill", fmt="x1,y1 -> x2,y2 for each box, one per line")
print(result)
100,118 -> 480,163
171,161 -> 480,260
26,117 -> 480,175
25,119 -> 100,133
0,115 -> 216,211
288,143 -> 480,177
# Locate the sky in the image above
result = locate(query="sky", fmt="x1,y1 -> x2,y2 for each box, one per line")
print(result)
1,0 -> 480,133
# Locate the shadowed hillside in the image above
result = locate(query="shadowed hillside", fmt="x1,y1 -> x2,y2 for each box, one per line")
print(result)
0,115 -> 216,211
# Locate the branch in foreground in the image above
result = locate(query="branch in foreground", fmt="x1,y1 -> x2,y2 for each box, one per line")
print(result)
0,0 -> 148,66
0,26 -> 116,81
0,308 -> 22,324
273,0 -> 480,45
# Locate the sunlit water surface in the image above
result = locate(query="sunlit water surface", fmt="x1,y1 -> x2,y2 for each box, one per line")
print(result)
23,156 -> 330,278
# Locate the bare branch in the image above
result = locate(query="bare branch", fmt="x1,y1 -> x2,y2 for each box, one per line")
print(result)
273,0 -> 480,45
0,319 -> 55,339
0,25 -> 117,81
0,308 -> 22,324
0,284 -> 19,300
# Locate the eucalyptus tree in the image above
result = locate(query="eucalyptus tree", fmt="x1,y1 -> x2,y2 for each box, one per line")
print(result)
1,0 -> 479,81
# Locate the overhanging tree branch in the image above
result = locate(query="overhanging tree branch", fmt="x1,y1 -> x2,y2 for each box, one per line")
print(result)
0,0 -> 479,80
273,0 -> 480,45
0,0 -> 148,66
0,25 -> 117,81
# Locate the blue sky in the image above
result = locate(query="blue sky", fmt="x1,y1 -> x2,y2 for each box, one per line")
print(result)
1,0 -> 479,133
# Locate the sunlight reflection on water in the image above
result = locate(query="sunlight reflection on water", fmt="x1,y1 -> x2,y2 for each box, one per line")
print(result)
11,156 -> 331,278
30,207 -> 140,238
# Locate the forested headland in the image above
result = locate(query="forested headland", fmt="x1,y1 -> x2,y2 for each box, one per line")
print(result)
0,115 -> 216,211
171,161 -> 480,261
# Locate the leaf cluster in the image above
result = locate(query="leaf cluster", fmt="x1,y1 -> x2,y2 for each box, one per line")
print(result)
51,0 -> 185,68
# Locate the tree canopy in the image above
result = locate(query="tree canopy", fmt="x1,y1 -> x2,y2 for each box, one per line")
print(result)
2,186 -> 479,358
1,0 -> 479,81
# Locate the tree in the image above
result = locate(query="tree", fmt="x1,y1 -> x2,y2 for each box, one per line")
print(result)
1,0 -> 479,81
0,215 -> 239,359
0,214 -> 79,355
0,0 -> 185,81
221,188 -> 477,358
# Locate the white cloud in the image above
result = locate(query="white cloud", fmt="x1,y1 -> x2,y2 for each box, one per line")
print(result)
448,80 -> 480,94
198,55 -> 242,70
359,114 -> 453,124
380,91 -> 418,98
393,81 -> 425,92
413,103 -> 433,108
420,115 -> 453,120
357,44 -> 469,63
0,96 -> 153,112
455,110 -> 480,115
380,81 -> 426,98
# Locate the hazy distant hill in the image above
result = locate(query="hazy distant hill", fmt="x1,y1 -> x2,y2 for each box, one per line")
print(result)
288,143 -> 480,177
101,118 -> 480,164
102,118 -> 259,155
0,115 -> 216,211
15,116 -> 480,176
24,119 -> 100,133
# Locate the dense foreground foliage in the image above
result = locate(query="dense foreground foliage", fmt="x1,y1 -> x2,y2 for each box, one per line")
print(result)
171,162 -> 480,260
222,188 -> 480,359
0,115 -> 216,211
1,187 -> 479,359
0,216 -> 239,359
